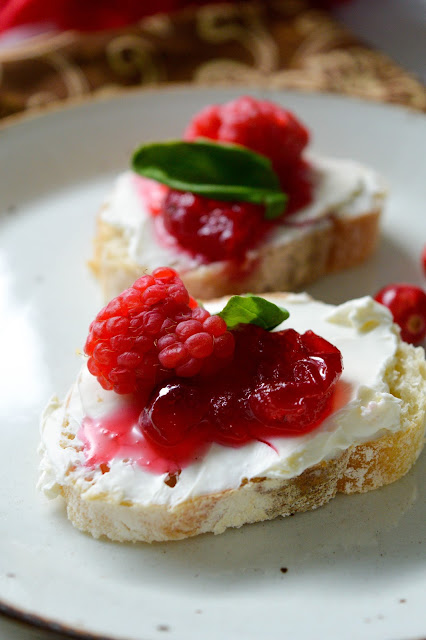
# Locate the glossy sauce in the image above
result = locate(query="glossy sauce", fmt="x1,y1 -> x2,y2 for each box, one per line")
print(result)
79,325 -> 343,475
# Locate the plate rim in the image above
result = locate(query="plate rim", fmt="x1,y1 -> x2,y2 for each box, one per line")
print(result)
1,82 -> 425,136
0,599 -> 122,640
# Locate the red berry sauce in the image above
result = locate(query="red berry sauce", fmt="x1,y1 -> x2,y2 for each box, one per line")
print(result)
79,401 -> 209,475
162,190 -> 271,262
80,324 -> 343,475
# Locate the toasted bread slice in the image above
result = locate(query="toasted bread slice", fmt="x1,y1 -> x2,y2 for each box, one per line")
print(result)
90,156 -> 386,301
39,294 -> 426,543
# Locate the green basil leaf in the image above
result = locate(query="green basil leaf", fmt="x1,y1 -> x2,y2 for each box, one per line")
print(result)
132,140 -> 287,219
217,295 -> 289,331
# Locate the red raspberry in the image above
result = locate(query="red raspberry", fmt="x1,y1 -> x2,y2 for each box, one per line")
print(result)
184,95 -> 312,213
280,158 -> 312,215
162,189 -> 268,261
184,96 -> 309,165
374,283 -> 426,345
84,268 -> 234,395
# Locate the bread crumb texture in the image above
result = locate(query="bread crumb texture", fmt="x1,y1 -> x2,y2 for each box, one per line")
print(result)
338,342 -> 426,494
56,342 -> 425,543
91,209 -> 380,301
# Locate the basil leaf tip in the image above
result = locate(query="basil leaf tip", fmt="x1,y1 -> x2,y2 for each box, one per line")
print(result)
217,295 -> 289,331
131,140 -> 287,219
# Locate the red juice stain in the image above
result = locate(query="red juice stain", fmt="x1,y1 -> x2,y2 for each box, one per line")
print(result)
79,400 -> 211,476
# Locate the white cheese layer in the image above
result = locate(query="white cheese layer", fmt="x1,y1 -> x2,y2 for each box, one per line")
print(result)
99,155 -> 386,271
39,295 -> 402,508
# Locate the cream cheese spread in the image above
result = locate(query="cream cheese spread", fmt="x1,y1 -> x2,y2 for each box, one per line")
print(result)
99,155 -> 387,270
39,295 -> 402,508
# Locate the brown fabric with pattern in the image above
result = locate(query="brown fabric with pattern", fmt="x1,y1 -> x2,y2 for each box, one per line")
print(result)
0,0 -> 425,120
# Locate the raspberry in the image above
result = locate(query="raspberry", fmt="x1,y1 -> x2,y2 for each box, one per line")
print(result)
84,268 -> 235,394
374,283 -> 426,345
184,96 -> 309,164
158,311 -> 233,378
184,95 -> 312,213
281,159 -> 312,215
162,189 -> 268,261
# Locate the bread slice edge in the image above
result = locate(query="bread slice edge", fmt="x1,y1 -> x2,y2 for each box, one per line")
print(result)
90,206 -> 381,302
51,340 -> 426,543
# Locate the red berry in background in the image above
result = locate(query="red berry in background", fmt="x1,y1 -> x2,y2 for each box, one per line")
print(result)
421,245 -> 426,276
184,95 -> 313,214
84,268 -> 234,395
162,189 -> 268,261
374,284 -> 426,345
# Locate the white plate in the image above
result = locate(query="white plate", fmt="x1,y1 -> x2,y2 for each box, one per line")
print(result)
0,88 -> 425,640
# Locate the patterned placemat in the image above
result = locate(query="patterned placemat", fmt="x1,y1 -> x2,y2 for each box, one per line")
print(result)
0,0 -> 425,120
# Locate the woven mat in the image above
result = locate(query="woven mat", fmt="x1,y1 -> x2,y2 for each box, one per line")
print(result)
1,0 -> 425,120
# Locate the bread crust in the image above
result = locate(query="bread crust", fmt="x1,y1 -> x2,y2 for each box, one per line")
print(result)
90,208 -> 381,301
53,340 -> 426,543
62,452 -> 351,543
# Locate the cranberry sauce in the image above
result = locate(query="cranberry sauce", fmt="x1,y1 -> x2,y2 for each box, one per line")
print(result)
80,324 -> 343,475
79,399 -> 210,475
144,180 -> 312,265
161,191 -> 273,262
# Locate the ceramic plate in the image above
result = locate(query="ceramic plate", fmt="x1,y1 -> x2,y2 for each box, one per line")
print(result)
0,88 -> 425,640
